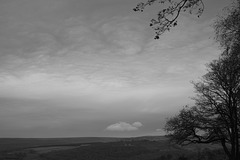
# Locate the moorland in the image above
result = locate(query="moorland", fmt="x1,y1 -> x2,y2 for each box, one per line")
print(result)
0,136 -> 227,160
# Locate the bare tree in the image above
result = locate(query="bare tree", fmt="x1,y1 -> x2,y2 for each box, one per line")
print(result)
164,50 -> 240,160
134,1 -> 240,159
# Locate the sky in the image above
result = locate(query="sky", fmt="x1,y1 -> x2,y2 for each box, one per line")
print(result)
0,0 -> 231,138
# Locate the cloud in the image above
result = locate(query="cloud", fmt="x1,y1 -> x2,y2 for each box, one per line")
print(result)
0,15 -> 219,104
132,122 -> 143,128
0,1 -> 221,113
106,122 -> 143,131
99,16 -> 146,55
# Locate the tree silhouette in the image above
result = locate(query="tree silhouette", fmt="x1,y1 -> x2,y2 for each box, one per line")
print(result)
164,4 -> 240,156
164,50 -> 240,160
134,0 -> 204,39
134,0 -> 240,39
135,1 -> 240,159
214,0 -> 240,50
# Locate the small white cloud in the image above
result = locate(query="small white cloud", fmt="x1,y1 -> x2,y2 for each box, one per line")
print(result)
132,121 -> 143,128
106,122 -> 143,131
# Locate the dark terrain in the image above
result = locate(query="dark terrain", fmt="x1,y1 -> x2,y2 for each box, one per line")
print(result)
0,136 -> 227,160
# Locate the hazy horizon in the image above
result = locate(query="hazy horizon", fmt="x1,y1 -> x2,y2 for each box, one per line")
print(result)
0,0 -> 230,138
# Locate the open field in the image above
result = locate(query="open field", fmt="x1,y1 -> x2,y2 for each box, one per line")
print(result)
0,136 -> 227,160
0,137 -> 122,152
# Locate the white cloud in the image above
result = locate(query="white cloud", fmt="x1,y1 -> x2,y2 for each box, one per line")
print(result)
106,122 -> 143,131
132,122 -> 143,128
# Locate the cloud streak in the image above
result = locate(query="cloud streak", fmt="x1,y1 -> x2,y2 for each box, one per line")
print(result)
0,14 -> 219,102
0,0 -> 227,137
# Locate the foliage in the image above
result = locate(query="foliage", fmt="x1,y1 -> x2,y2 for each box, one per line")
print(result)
133,0 -> 204,39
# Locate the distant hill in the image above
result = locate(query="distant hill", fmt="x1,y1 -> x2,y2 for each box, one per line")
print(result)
128,136 -> 168,141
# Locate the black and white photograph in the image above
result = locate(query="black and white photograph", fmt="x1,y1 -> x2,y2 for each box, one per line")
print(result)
0,0 -> 239,159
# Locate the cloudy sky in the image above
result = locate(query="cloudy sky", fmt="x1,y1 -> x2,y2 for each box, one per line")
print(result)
0,0 -> 230,138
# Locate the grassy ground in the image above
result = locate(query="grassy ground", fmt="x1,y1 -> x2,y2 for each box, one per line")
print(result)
0,137 -> 121,152
0,136 -> 227,160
